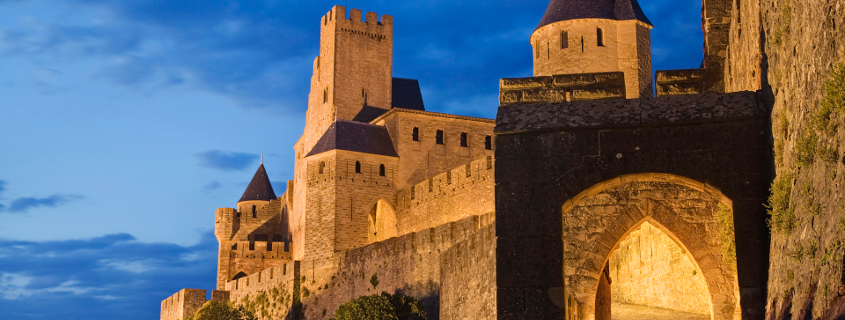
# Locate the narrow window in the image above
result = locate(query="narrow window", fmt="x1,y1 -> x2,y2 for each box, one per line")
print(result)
355,161 -> 361,173
252,205 -> 257,218
412,127 -> 420,141
411,186 -> 415,200
379,164 -> 385,176
561,31 -> 569,49
547,42 -> 550,58
460,132 -> 468,147
597,28 -> 604,46
323,88 -> 328,103
535,40 -> 540,58
581,36 -> 585,52
485,136 -> 492,150
429,180 -> 433,192
436,130 -> 444,145
319,161 -> 325,174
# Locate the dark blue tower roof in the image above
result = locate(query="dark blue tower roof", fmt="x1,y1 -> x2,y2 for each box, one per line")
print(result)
536,0 -> 652,30
238,163 -> 277,202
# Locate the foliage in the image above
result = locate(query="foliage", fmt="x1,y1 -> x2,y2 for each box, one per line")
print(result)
794,129 -> 818,166
370,274 -> 380,289
186,301 -> 257,320
330,292 -> 427,320
814,64 -> 845,135
767,173 -> 795,234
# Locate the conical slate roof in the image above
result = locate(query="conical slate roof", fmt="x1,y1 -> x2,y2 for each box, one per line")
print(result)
536,0 -> 652,30
238,164 -> 277,202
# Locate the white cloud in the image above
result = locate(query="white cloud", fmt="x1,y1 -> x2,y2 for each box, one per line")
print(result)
0,273 -> 94,300
100,259 -> 155,273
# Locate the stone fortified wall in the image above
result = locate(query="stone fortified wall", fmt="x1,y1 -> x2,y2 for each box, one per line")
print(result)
160,289 -> 230,320
224,260 -> 301,320
724,0 -> 845,318
440,222 -> 497,320
499,72 -> 626,105
396,156 -> 495,235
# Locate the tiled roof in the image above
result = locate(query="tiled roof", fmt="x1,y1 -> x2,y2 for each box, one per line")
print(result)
392,78 -> 425,111
238,164 -> 277,202
306,120 -> 399,158
536,0 -> 652,30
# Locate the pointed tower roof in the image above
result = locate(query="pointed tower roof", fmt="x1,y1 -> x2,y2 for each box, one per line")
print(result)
238,163 -> 277,203
536,0 -> 652,30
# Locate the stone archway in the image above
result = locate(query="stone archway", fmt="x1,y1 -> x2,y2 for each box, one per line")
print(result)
561,174 -> 740,320
366,199 -> 398,243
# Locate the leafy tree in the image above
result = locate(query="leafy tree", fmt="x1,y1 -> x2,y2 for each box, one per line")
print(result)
331,292 -> 426,320
186,301 -> 258,320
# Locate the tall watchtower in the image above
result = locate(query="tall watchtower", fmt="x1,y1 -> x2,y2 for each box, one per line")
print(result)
530,0 -> 653,98
303,6 -> 394,153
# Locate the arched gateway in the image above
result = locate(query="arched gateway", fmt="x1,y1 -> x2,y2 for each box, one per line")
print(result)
494,92 -> 773,320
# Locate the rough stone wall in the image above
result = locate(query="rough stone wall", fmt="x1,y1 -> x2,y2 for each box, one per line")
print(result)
161,289 -> 229,320
499,72 -> 626,105
225,261 -> 300,320
724,0 -> 845,318
609,221 -> 711,315
298,213 -> 495,320
530,19 -> 652,98
372,109 -> 495,191
440,223 -> 497,320
396,156 -> 495,236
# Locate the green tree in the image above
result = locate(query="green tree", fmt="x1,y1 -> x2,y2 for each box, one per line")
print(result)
186,301 -> 258,320
331,292 -> 426,320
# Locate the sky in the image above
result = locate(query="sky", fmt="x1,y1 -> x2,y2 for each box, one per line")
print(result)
0,0 -> 703,319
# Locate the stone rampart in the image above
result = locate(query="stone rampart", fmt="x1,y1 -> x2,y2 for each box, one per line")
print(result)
440,222 -> 497,320
297,213 -> 495,320
499,72 -> 625,105
396,156 -> 495,235
655,69 -> 709,96
160,288 -> 229,320
224,260 -> 300,320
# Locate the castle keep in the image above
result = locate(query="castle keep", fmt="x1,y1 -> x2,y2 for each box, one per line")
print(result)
163,0 -> 845,319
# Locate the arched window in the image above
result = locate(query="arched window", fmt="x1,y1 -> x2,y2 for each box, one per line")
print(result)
355,161 -> 361,173
252,205 -> 257,218
412,127 -> 420,141
597,27 -> 604,46
485,136 -> 493,150
436,130 -> 444,145
561,31 -> 569,49
319,161 -> 325,174
379,164 -> 386,176
460,132 -> 468,147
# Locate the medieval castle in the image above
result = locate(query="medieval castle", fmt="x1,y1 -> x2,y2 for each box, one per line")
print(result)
161,0 -> 845,320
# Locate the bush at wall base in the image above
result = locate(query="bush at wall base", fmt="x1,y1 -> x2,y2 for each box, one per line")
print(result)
186,301 -> 257,320
330,292 -> 427,320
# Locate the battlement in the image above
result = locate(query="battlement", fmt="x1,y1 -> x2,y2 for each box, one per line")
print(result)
499,72 -> 626,105
228,240 -> 292,259
401,156 -> 494,207
160,288 -> 229,320
321,6 -> 393,30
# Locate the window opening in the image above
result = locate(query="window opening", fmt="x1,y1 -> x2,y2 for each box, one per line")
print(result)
411,186 -> 415,200
379,164 -> 386,176
412,127 -> 420,141
355,161 -> 361,173
436,130 -> 444,145
323,88 -> 328,103
561,31 -> 569,49
319,161 -> 325,174
535,40 -> 540,58
252,205 -> 257,218
581,36 -> 585,52
597,27 -> 604,46
460,132 -> 468,147
485,136 -> 492,150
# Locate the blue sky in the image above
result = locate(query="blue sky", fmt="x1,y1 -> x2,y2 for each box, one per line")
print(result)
0,0 -> 703,319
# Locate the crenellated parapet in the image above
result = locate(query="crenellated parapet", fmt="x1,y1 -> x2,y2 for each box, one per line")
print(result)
160,288 -> 229,320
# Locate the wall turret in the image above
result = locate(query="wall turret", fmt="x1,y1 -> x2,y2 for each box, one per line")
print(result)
531,0 -> 653,98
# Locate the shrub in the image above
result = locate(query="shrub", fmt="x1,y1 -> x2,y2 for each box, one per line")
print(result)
795,129 -> 818,166
331,292 -> 427,320
186,301 -> 257,320
767,173 -> 795,234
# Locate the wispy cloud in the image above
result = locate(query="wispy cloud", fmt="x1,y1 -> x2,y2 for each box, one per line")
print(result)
0,231 -> 218,320
196,150 -> 258,172
5,195 -> 84,213
202,180 -> 223,191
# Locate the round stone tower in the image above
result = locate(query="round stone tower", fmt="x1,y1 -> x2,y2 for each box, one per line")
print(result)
531,0 -> 653,98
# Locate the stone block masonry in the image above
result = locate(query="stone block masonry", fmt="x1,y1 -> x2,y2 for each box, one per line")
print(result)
499,72 -> 626,105
160,289 -> 230,320
440,223 -> 497,320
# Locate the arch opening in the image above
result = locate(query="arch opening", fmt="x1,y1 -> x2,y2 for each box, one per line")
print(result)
561,174 -> 740,320
367,199 -> 398,244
